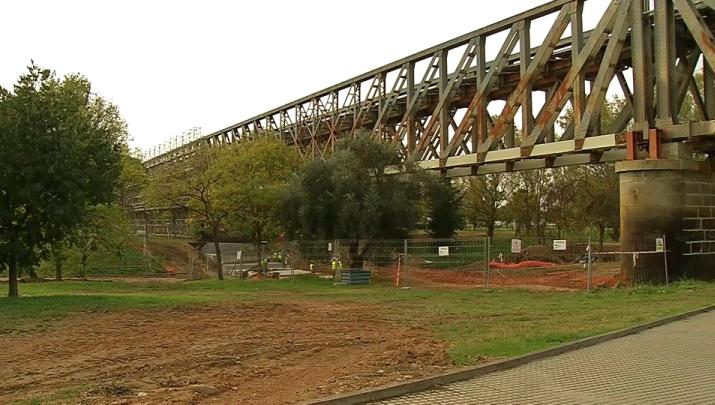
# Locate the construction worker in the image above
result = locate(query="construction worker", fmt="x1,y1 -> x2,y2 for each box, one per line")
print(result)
331,257 -> 338,279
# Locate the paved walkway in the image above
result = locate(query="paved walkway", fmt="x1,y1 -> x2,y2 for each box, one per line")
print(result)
374,310 -> 715,404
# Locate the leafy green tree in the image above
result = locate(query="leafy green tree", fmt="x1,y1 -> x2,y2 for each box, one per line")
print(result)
213,135 -> 301,263
49,240 -> 70,282
118,148 -> 148,209
568,165 -> 619,247
279,133 -> 422,266
70,205 -> 134,277
0,65 -> 125,297
679,71 -> 704,123
463,173 -> 514,237
147,147 -> 228,279
507,170 -> 555,242
425,177 -> 464,238
557,95 -> 628,135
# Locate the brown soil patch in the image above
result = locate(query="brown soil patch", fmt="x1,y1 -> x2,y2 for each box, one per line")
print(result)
0,301 -> 451,404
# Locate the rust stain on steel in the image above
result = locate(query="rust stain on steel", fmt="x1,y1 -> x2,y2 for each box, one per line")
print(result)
702,31 -> 715,54
626,130 -> 641,161
648,128 -> 661,159
521,145 -> 534,158
615,131 -> 628,144
574,138 -> 585,151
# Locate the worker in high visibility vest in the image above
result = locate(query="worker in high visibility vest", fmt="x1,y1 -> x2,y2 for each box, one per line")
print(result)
331,258 -> 338,280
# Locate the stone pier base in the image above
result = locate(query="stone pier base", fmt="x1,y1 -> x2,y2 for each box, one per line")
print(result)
616,154 -> 715,284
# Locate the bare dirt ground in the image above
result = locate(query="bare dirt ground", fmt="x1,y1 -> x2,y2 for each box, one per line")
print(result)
0,301 -> 451,404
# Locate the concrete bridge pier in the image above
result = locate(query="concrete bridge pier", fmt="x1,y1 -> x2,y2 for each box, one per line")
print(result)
616,144 -> 715,285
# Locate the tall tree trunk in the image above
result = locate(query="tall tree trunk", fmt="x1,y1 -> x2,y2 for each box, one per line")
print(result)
599,223 -> 606,250
55,258 -> 63,282
255,241 -> 262,268
487,221 -> 495,238
348,241 -> 363,268
8,256 -> 18,298
80,253 -> 88,278
212,234 -> 224,280
28,267 -> 38,281
255,226 -> 263,263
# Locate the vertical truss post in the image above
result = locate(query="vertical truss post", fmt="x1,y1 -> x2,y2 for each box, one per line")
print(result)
475,36 -> 488,146
588,79 -> 603,136
505,123 -> 515,148
439,49 -> 449,159
631,0 -> 652,133
654,0 -> 676,127
648,128 -> 661,159
571,0 -> 586,135
352,83 -> 360,137
706,62 -> 715,120
378,72 -> 387,138
407,61 -> 416,156
519,20 -> 534,137
544,84 -> 557,142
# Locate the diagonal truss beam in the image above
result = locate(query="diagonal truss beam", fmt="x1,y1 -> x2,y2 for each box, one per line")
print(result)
479,3 -> 572,155
444,26 -> 520,157
673,0 -> 715,72
521,0 -> 627,153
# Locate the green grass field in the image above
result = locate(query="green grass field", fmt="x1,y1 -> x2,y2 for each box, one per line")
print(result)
3,277 -> 713,365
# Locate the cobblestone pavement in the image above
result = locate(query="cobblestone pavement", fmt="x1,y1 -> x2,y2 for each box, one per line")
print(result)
374,310 -> 715,404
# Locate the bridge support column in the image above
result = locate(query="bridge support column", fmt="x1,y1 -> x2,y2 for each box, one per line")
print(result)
616,144 -> 715,285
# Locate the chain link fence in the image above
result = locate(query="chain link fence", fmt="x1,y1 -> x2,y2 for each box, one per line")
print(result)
252,234 -> 671,291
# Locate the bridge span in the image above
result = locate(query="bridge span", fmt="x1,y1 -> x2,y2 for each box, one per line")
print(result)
142,0 -> 715,282
145,0 -> 715,175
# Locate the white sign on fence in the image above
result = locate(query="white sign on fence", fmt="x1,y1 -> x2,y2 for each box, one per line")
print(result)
438,246 -> 450,257
655,238 -> 665,252
328,242 -> 333,252
236,250 -> 242,261
553,239 -> 567,251
511,239 -> 522,254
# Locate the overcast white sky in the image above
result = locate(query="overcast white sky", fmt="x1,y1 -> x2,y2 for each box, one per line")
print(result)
0,0 -> 611,153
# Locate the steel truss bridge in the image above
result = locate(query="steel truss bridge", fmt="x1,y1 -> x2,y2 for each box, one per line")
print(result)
145,0 -> 715,176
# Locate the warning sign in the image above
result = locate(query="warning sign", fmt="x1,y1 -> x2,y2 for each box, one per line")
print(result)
553,239 -> 567,251
438,246 -> 449,257
511,239 -> 522,254
655,238 -> 665,252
